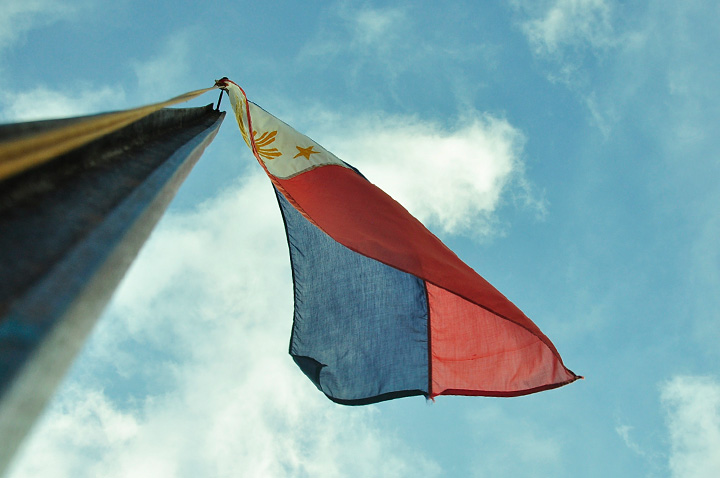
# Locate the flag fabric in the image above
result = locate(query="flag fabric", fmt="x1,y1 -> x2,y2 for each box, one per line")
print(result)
218,78 -> 580,405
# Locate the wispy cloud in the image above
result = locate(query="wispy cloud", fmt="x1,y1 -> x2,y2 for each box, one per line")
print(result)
515,0 -> 616,57
615,424 -> 647,457
514,0 -> 720,150
0,0 -> 76,54
351,6 -> 406,50
0,0 -> 101,122
295,2 -> 489,100
6,173 -> 442,478
298,5 -> 408,62
511,0 -> 623,131
0,84 -> 123,122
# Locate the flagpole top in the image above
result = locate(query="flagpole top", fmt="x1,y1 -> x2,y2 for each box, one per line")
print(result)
215,77 -> 232,90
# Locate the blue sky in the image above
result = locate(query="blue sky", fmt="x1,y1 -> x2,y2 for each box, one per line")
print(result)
2,0 -> 719,476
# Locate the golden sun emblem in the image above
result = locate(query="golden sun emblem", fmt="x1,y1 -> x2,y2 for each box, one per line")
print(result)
231,94 -> 281,161
253,131 -> 282,160
294,145 -> 321,160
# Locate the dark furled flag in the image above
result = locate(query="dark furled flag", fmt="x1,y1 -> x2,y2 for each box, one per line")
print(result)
0,92 -> 224,471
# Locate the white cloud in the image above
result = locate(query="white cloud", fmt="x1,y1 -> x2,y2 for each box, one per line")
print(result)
0,2 -> 108,123
0,84 -> 123,122
0,0 -> 75,54
0,26 -> 202,123
298,109 -> 539,237
4,385 -> 140,477
516,0 -> 616,57
5,172 -> 442,478
0,28 -> 204,122
661,376 -> 720,478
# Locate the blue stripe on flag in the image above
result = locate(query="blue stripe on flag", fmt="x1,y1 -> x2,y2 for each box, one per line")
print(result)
275,188 -> 429,404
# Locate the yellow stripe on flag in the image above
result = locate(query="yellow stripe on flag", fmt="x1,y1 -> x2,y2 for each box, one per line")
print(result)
0,86 -> 218,181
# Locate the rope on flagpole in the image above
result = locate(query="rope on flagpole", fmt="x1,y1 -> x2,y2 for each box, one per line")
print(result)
0,85 -> 219,182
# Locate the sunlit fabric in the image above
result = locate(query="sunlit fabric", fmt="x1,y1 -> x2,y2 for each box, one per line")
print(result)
219,77 -> 579,404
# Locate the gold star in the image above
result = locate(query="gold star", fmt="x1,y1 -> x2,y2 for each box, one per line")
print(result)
294,145 -> 321,160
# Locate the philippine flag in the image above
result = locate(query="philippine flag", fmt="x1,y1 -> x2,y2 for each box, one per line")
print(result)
217,78 -> 580,405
